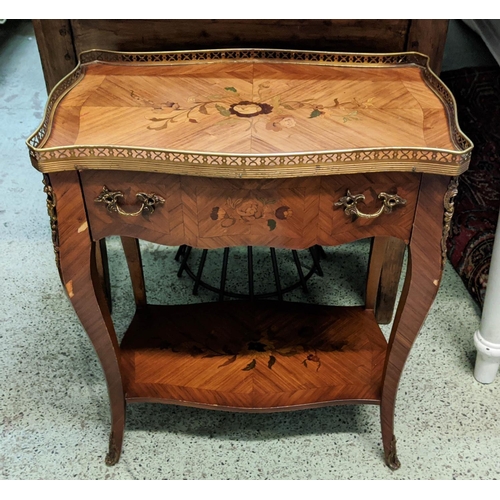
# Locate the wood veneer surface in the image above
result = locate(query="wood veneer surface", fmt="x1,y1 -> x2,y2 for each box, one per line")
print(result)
121,302 -> 387,409
45,62 -> 455,153
81,170 -> 419,249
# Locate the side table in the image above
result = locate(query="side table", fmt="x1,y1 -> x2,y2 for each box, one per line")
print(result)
27,48 -> 473,469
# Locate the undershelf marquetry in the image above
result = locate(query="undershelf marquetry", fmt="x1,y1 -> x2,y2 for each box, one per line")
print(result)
121,302 -> 387,409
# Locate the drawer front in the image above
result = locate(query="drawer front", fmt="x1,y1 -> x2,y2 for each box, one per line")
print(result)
80,170 -> 420,249
319,172 -> 420,245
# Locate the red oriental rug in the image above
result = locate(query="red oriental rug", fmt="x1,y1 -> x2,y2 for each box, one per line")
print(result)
441,67 -> 500,308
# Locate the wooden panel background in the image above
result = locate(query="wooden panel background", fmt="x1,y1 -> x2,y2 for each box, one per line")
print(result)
406,19 -> 449,75
70,19 -> 410,54
32,20 -> 77,94
32,20 -> 449,93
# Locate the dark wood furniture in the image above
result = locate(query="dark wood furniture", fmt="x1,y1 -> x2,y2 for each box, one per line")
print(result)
27,48 -> 471,468
32,20 -> 450,324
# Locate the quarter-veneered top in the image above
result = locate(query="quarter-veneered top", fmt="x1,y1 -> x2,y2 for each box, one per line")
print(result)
27,49 -> 473,178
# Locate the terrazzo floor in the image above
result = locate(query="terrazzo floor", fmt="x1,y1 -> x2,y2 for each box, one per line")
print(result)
1,20 -> 499,480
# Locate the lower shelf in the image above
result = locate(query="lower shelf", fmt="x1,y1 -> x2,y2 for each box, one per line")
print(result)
120,301 -> 387,410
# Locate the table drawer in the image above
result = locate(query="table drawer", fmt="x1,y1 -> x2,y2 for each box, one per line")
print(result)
80,170 -> 420,248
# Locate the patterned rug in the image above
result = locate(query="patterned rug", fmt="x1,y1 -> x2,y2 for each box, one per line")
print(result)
441,67 -> 500,308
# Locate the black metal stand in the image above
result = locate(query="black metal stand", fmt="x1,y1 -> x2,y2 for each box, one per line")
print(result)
175,245 -> 325,301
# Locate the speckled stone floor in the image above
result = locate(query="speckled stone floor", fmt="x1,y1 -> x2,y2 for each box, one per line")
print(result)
1,20 -> 499,480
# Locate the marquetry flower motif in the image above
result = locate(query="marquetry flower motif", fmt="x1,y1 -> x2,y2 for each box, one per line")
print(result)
274,206 -> 292,220
158,327 -> 350,372
236,201 -> 264,220
132,83 -> 376,132
210,207 -> 235,228
210,198 -> 293,232
229,101 -> 273,118
266,115 -> 296,132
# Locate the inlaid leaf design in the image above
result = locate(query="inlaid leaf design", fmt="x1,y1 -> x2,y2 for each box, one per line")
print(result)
221,217 -> 236,227
225,87 -> 237,92
268,356 -> 276,370
363,97 -> 375,108
310,109 -> 322,118
199,105 -> 208,115
271,95 -> 281,109
305,353 -> 322,371
243,359 -> 257,371
343,111 -> 359,123
216,104 -> 231,117
210,207 -> 220,220
256,197 -> 277,205
218,355 -> 237,368
267,219 -> 277,231
226,197 -> 243,209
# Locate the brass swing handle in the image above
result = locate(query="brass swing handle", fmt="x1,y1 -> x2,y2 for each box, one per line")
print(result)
335,190 -> 406,219
95,186 -> 165,217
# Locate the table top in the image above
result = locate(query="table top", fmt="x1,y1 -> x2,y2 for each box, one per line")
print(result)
27,49 -> 473,178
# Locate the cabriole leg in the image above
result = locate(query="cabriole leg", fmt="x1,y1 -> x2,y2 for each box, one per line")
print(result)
380,174 -> 449,470
48,172 -> 126,465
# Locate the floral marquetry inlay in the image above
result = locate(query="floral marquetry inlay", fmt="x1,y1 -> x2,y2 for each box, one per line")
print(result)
134,83 -> 376,134
27,48 -> 473,178
156,317 -> 350,373
210,196 -> 293,232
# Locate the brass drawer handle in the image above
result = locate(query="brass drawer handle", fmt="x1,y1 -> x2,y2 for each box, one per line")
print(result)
335,190 -> 406,219
95,186 -> 165,217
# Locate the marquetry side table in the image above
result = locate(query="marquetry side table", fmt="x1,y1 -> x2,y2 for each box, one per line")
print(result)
27,48 -> 473,469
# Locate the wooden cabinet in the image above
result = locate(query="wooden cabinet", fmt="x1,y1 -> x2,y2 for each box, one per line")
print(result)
27,47 -> 469,469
